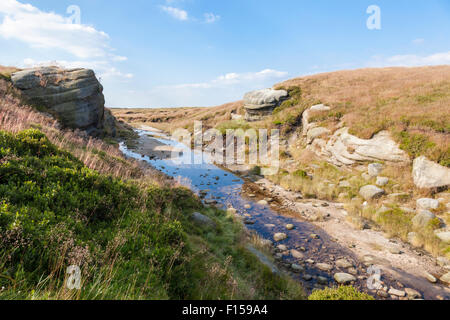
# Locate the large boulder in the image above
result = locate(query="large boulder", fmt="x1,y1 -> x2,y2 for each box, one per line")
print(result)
11,66 -> 114,136
412,156 -> 450,189
244,88 -> 288,121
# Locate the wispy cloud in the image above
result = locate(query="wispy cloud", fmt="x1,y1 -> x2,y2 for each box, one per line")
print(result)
204,13 -> 220,24
0,0 -> 114,59
21,58 -> 134,81
170,69 -> 288,89
141,69 -> 289,107
160,6 -> 188,21
412,38 -> 425,45
368,51 -> 450,67
0,0 -> 130,80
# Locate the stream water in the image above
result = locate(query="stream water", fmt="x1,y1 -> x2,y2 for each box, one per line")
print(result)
119,129 -> 398,297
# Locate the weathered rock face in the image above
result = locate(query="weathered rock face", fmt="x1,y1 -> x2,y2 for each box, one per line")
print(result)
302,105 -> 410,166
11,66 -> 114,136
412,156 -> 450,189
244,88 -> 288,121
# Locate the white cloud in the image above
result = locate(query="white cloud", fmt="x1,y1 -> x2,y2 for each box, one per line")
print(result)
368,51 -> 450,67
139,69 -> 289,107
0,1 -> 131,81
412,38 -> 425,45
171,69 -> 288,89
161,6 -> 188,21
204,13 -> 220,24
0,0 -> 114,59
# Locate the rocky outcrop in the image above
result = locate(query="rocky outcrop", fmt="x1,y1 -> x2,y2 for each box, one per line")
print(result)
302,104 -> 331,136
11,66 -> 116,137
412,156 -> 450,189
302,105 -> 410,166
244,88 -> 288,121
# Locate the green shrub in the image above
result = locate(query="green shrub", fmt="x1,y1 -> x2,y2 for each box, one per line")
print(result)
308,286 -> 374,300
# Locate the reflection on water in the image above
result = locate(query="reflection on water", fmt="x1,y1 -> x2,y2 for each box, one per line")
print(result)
119,129 -> 373,294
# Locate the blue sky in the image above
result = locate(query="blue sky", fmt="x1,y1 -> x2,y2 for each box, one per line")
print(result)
0,0 -> 449,108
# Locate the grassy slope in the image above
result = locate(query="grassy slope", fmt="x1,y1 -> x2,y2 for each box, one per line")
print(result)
0,74 -> 304,300
275,66 -> 450,166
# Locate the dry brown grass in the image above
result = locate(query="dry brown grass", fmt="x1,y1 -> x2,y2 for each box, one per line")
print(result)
0,79 -> 164,183
112,101 -> 244,133
0,66 -> 21,80
276,66 -> 450,165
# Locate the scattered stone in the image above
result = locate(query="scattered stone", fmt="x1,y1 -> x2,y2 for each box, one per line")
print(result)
368,163 -> 384,177
412,156 -> 450,189
376,177 -> 389,186
388,288 -> 406,297
377,290 -> 389,298
227,208 -> 237,215
362,173 -> 371,181
306,259 -> 315,264
440,272 -> 450,285
359,185 -> 385,200
303,274 -> 312,281
273,233 -> 287,242
412,210 -> 436,228
416,198 -> 440,210
317,276 -> 328,285
257,200 -> 268,206
336,259 -> 353,269
277,245 -> 288,251
388,247 -> 402,255
334,273 -> 356,284
317,263 -> 333,272
404,288 -> 422,299
310,234 -> 320,239
435,230 -> 450,243
348,268 -> 358,275
437,257 -> 450,269
424,272 -> 437,283
244,204 -> 251,209
291,264 -> 305,273
286,224 -> 294,230
290,249 -> 304,260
